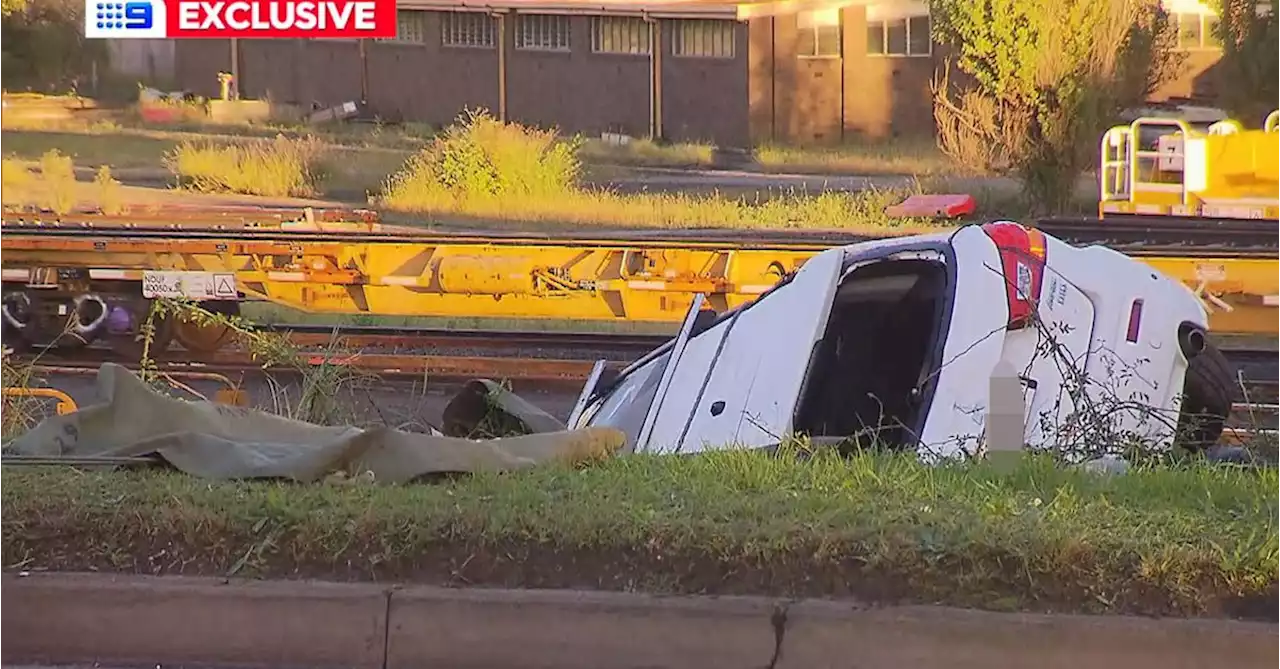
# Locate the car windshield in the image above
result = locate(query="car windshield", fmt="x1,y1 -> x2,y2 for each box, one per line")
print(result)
578,349 -> 672,450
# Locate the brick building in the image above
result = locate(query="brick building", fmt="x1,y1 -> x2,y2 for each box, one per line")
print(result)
171,0 -> 1232,148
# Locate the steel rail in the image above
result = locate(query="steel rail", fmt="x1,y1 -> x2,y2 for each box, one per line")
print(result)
15,334 -> 1276,384
0,222 -> 936,247
269,324 -> 671,355
24,353 -> 627,384
4,217 -> 1278,256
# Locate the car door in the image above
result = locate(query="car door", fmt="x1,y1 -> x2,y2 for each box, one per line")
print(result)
640,248 -> 846,454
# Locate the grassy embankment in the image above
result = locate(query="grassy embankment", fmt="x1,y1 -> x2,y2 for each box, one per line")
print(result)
2,451 -> 1275,620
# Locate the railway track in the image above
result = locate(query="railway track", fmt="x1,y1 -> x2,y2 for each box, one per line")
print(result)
17,323 -> 1277,378
8,327 -> 1276,449
13,325 -> 1276,394
4,211 -> 1278,255
270,323 -> 669,358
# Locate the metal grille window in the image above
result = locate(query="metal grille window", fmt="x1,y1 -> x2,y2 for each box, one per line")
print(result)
591,16 -> 650,54
866,7 -> 930,56
796,9 -> 841,58
384,10 -> 428,43
1172,11 -> 1222,50
516,14 -> 571,51
672,19 -> 736,58
442,12 -> 496,48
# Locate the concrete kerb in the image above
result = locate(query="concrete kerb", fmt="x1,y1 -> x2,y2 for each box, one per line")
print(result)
1,573 -> 390,668
386,586 -> 779,669
3,573 -> 1277,669
775,599 -> 1280,669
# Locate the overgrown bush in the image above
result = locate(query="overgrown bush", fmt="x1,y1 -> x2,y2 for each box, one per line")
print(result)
164,136 -> 328,198
0,159 -> 34,190
94,165 -> 123,215
1212,0 -> 1279,124
930,0 -> 1183,213
38,148 -> 77,214
380,110 -> 929,231
380,109 -> 581,209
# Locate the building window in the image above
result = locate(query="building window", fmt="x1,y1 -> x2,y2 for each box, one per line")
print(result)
673,19 -> 736,58
1172,11 -> 1222,50
591,16 -> 650,54
384,10 -> 428,43
797,8 -> 841,58
442,12 -> 496,48
866,6 -> 931,57
516,14 -> 571,51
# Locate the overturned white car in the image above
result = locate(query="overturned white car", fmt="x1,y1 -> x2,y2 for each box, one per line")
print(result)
569,221 -> 1230,459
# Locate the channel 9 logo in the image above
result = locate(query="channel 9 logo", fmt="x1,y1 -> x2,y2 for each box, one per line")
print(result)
82,0 -> 396,39
84,0 -> 168,38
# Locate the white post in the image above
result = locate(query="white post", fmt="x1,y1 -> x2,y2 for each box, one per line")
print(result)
986,359 -> 1025,458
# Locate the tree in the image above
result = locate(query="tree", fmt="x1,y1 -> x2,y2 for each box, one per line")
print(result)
1212,0 -> 1278,124
929,0 -> 1182,213
2,0 -> 108,92
1,0 -> 27,18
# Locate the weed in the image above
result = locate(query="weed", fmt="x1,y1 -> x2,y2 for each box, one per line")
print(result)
164,135 -> 328,197
1,356 -> 41,439
138,299 -> 366,425
381,109 -> 581,208
0,159 -> 35,190
0,158 -> 34,208
93,165 -> 124,215
37,149 -> 77,214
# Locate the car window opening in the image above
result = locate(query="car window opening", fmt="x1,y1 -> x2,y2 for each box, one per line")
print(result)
793,257 -> 948,451
585,262 -> 806,404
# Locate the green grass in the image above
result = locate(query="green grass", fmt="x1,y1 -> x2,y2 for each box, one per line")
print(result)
2,452 -> 1275,618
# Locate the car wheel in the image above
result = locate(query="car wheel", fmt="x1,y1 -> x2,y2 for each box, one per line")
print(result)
1175,341 -> 1235,451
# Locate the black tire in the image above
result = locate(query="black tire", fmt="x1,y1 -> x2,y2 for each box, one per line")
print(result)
1175,341 -> 1236,451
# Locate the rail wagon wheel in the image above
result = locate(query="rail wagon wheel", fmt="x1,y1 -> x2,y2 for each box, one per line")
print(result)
173,318 -> 234,353
173,300 -> 240,354
114,306 -> 174,363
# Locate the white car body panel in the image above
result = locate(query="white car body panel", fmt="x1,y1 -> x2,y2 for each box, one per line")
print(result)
641,247 -> 844,454
574,223 -> 1210,459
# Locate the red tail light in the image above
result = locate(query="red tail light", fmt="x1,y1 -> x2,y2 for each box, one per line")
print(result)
982,222 -> 1047,330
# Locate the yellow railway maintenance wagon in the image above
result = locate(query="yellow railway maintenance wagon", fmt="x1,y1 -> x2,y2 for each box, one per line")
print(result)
1,225 -> 1275,354
1100,110 -> 1280,221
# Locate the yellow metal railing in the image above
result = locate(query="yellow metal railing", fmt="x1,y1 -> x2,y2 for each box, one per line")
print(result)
2,387 -> 78,415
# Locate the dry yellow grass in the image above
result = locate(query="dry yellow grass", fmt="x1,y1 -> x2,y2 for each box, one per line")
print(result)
579,138 -> 717,168
93,165 -> 124,215
756,137 -> 959,177
164,136 -> 328,198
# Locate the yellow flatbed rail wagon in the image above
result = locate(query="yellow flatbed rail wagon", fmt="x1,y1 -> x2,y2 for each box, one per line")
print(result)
1,223 -> 1275,353
1100,110 -> 1280,221
0,227 -> 825,352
